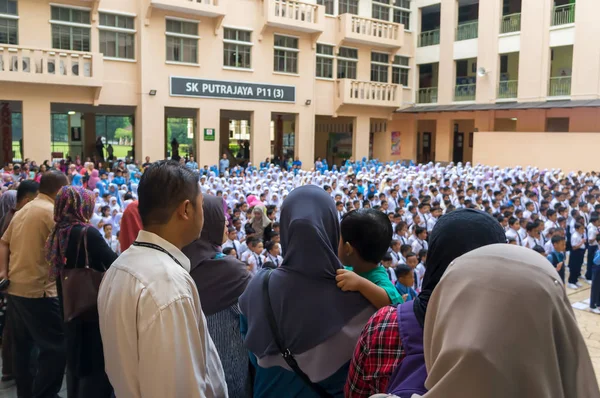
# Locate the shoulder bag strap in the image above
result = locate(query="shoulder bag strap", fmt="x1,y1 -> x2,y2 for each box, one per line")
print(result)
262,270 -> 333,398
82,226 -> 90,268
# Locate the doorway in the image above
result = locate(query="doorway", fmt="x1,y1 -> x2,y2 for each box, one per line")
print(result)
220,110 -> 252,168
453,131 -> 464,163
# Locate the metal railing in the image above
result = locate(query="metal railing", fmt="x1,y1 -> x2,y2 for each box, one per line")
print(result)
417,87 -> 438,104
498,80 -> 518,99
500,13 -> 521,34
456,21 -> 478,41
548,76 -> 571,96
454,83 -> 476,101
418,29 -> 440,47
552,3 -> 575,26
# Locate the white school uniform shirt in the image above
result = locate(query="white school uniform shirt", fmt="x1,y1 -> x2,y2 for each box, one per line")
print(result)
236,229 -> 246,242
412,238 -> 428,254
588,224 -> 599,246
247,252 -> 265,275
426,217 -> 437,233
382,265 -> 397,284
389,249 -> 402,266
104,235 -> 121,255
415,263 -> 426,292
98,231 -> 227,398
506,229 -> 522,246
265,252 -> 283,267
544,220 -> 559,238
571,231 -> 584,249
523,235 -> 539,249
544,240 -> 554,255
222,239 -> 242,258
240,248 -> 252,263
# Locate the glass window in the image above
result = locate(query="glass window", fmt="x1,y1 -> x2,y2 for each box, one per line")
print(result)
337,47 -> 357,79
371,52 -> 389,64
395,0 -> 410,9
339,0 -> 358,15
393,55 -> 409,66
0,0 -> 17,15
51,6 -> 90,24
392,67 -> 409,86
223,28 -> 252,69
316,0 -> 334,15
273,34 -> 298,74
393,9 -> 410,29
0,17 -> 17,45
372,3 -> 390,21
316,43 -> 334,79
166,19 -> 199,63
99,13 -> 135,60
371,66 -> 389,82
50,6 -> 91,51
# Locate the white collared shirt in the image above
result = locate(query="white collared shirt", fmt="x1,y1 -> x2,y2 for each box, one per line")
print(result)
98,231 -> 228,398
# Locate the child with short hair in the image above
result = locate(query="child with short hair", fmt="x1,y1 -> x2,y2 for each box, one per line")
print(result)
264,240 -> 283,267
222,247 -> 237,258
547,235 -> 566,282
394,264 -> 418,302
246,238 -> 265,275
416,249 -> 427,292
568,223 -> 586,289
336,209 -> 404,308
380,253 -> 396,283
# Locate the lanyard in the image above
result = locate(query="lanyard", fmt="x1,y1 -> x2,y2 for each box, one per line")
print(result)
132,241 -> 183,268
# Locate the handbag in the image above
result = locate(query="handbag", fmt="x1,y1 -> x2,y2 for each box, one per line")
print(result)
262,270 -> 333,398
60,227 -> 106,322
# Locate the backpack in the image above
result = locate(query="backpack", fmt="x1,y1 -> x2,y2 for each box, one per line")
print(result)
385,301 -> 428,398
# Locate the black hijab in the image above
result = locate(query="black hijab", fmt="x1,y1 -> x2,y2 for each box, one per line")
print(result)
413,208 -> 506,327
182,195 -> 251,316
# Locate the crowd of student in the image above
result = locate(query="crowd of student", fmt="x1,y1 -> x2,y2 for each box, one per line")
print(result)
0,156 -> 598,397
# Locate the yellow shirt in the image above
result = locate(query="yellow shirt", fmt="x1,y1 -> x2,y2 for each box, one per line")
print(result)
1,193 -> 57,298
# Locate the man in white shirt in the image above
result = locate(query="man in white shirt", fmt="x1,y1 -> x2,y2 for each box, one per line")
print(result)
98,161 -> 227,398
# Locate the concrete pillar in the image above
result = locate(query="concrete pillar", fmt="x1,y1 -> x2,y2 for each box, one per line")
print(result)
22,98 -> 51,162
251,110 -> 271,167
438,0 -> 458,104
83,113 -> 96,159
198,106 -> 219,167
352,115 -> 370,161
476,0 -> 501,103
434,116 -> 453,162
135,99 -> 163,163
519,0 -> 551,101
296,111 -> 315,168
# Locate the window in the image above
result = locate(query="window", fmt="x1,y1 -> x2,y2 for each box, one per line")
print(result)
339,0 -> 359,15
392,55 -> 410,86
316,0 -> 334,15
0,0 -> 17,45
274,34 -> 298,74
223,28 -> 252,69
372,0 -> 390,21
371,52 -> 389,83
316,43 -> 334,79
99,13 -> 135,60
166,19 -> 199,64
337,47 -> 357,79
371,0 -> 411,30
50,6 -> 91,51
393,9 -> 410,29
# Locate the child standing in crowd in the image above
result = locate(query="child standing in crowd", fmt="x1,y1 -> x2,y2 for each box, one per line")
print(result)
264,240 -> 283,267
569,223 -> 586,289
246,238 -> 264,275
336,209 -> 404,308
380,253 -> 396,284
222,247 -> 237,258
548,235 -> 566,282
394,264 -> 418,302
416,249 -> 427,292
411,226 -> 428,254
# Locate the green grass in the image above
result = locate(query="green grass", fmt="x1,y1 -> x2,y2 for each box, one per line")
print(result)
11,142 -> 195,160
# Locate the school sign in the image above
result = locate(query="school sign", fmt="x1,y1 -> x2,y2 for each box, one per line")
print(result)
170,77 -> 296,103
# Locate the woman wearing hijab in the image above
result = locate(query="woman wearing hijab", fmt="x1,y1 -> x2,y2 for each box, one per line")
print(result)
182,195 -> 252,397
0,190 -> 16,223
88,169 -> 100,190
239,185 -> 374,397
345,209 -> 506,398
406,244 -> 600,398
250,204 -> 272,242
45,186 -> 118,398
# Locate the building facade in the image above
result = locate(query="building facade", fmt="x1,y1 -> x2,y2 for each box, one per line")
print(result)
0,0 -> 596,169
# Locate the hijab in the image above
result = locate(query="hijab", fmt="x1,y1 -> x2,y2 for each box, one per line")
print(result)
119,200 -> 143,252
183,195 -> 251,317
0,190 -> 17,219
250,205 -> 270,236
413,208 -> 506,327
88,169 -> 100,190
239,185 -> 371,358
45,186 -> 95,279
420,244 -> 600,398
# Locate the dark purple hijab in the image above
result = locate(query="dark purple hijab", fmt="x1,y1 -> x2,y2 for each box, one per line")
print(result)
239,185 -> 371,358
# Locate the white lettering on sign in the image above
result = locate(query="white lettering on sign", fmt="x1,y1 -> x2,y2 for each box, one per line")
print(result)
200,83 -> 254,96
186,82 -> 200,92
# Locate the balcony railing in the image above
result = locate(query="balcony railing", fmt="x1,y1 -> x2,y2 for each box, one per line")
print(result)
456,21 -> 478,41
150,0 -> 226,17
500,13 -> 521,34
498,80 -> 518,99
454,83 -> 476,101
0,45 -> 103,87
552,3 -> 575,26
417,87 -> 438,104
264,0 -> 325,33
548,76 -> 571,96
338,14 -> 403,48
336,79 -> 399,108
418,29 -> 440,47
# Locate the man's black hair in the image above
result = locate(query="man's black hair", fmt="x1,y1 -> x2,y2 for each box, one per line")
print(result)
381,253 -> 393,262
400,244 -> 412,255
395,263 -> 412,278
16,180 -> 39,203
223,247 -> 236,256
137,160 -> 199,227
39,170 -> 68,197
265,240 -> 277,252
340,208 -> 393,264
551,235 -> 565,245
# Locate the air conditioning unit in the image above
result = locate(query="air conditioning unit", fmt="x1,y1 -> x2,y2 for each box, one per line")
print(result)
47,60 -> 66,75
11,56 -> 30,72
0,56 -> 4,72
72,61 -> 79,76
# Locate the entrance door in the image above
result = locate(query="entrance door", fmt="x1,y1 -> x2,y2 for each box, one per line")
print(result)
421,132 -> 431,163
453,132 -> 464,163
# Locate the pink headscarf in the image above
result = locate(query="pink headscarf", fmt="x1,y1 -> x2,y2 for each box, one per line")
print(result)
88,170 -> 100,190
246,195 -> 263,208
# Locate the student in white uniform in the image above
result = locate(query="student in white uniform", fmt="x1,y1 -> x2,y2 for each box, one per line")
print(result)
505,217 -> 522,246
380,253 -> 397,284
568,223 -> 586,289
97,161 -> 227,398
246,238 -> 265,275
103,224 -> 121,254
523,222 -> 541,249
264,240 -> 283,267
222,227 -> 242,259
411,226 -> 429,254
388,239 -> 403,266
426,207 -> 441,234
586,216 -> 600,284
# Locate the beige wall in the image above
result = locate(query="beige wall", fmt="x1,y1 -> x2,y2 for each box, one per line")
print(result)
474,132 -> 600,172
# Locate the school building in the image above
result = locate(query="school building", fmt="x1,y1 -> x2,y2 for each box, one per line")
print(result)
0,0 -> 598,171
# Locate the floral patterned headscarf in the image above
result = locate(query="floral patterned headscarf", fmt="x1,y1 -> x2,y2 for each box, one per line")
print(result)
46,186 -> 96,279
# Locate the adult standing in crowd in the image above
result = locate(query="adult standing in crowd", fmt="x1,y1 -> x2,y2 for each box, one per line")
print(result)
346,209 -> 506,397
220,153 -> 230,175
240,185 -> 374,397
250,205 -> 272,242
408,244 -> 600,398
0,171 -> 68,398
0,181 -> 39,236
45,186 -> 118,397
98,161 -> 227,398
183,195 -> 252,397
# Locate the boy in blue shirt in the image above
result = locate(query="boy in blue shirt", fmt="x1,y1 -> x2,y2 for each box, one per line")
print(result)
547,235 -> 566,282
395,263 -> 418,302
336,209 -> 404,308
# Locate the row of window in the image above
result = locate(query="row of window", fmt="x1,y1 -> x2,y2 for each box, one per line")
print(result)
316,0 -> 411,30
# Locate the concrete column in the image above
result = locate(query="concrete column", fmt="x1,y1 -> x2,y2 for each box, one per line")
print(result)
83,113 -> 96,159
296,111 -> 315,168
198,106 -> 220,167
251,110 -> 271,167
434,116 -> 452,162
135,99 -> 164,163
571,0 -> 600,100
438,0 -> 458,104
476,0 -> 501,103
352,115 -> 370,161
22,98 -> 51,162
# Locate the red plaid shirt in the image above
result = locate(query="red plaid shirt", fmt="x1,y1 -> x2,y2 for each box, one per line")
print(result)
345,305 -> 405,398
